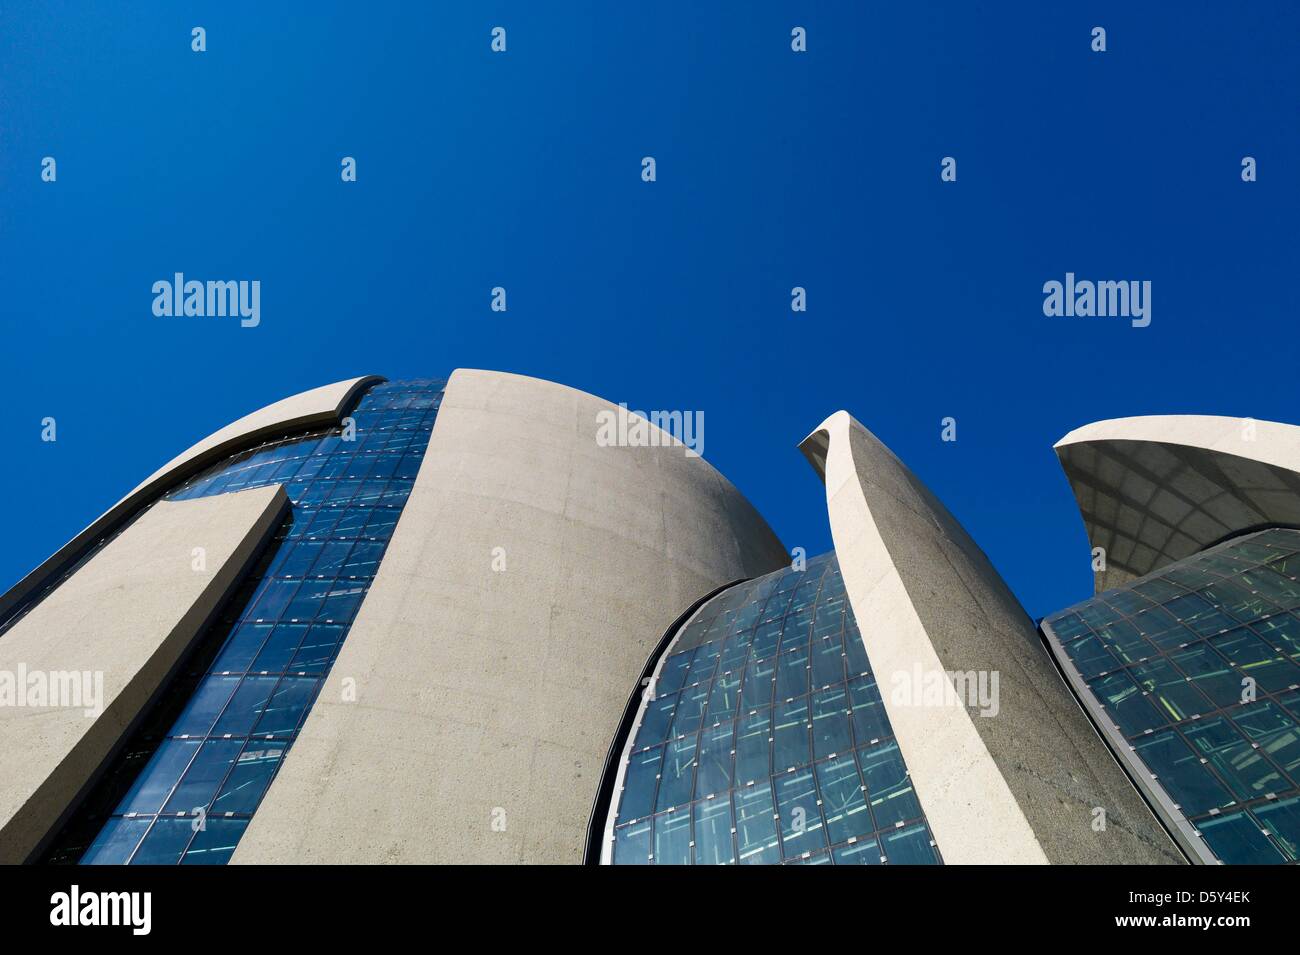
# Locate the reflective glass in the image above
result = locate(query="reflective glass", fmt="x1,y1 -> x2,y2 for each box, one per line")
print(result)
1045,527 -> 1300,864
606,553 -> 939,864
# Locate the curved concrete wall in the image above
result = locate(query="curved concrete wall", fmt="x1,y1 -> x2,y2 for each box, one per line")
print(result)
0,376 -> 380,626
1055,415 -> 1300,593
234,368 -> 788,863
801,411 -> 1181,864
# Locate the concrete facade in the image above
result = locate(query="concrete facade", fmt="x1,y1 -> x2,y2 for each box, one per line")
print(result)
1056,415 -> 1300,592
0,376 -> 378,627
0,485 -> 287,863
2,372 -> 1229,865
801,411 -> 1181,864
233,369 -> 788,864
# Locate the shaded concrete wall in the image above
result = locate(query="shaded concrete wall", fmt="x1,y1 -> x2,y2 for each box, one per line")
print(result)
801,411 -> 1181,864
1055,415 -> 1300,592
235,369 -> 788,863
0,485 -> 287,863
0,376 -> 379,625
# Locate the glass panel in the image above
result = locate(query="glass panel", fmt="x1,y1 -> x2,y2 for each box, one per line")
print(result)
811,686 -> 853,759
734,783 -> 781,864
831,838 -> 882,865
1170,643 -> 1248,708
734,709 -> 772,785
613,819 -> 652,865
1163,592 -> 1236,637
1253,613 -> 1300,659
656,735 -> 696,812
1252,796 -> 1300,861
1132,729 -> 1234,816
171,676 -> 241,737
253,677 -> 319,735
183,818 -> 249,865
211,740 -> 287,814
1233,701 -> 1300,776
617,746 -> 663,823
882,823 -> 939,864
694,722 -> 734,798
115,739 -> 200,815
860,741 -> 923,828
773,698 -> 810,770
816,755 -> 873,846
848,677 -> 890,745
211,676 -> 280,736
1089,670 -> 1168,737
1130,658 -> 1213,723
163,739 -> 243,814
1182,717 -> 1285,802
130,818 -> 196,865
776,768 -> 827,858
81,818 -> 151,865
1195,811 -> 1285,864
692,796 -> 734,865
652,809 -> 691,865
1210,628 -> 1300,693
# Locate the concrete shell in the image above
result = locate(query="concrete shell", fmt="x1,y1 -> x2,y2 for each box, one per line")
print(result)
1054,415 -> 1300,593
801,411 -> 1181,864
233,369 -> 789,863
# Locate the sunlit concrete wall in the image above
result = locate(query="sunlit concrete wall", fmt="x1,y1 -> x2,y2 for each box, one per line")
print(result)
236,369 -> 788,863
801,411 -> 1181,864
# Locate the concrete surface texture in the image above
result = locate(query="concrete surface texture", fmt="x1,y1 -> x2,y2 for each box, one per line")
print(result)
0,376 -> 380,626
801,411 -> 1181,864
234,368 -> 789,863
1055,415 -> 1300,593
0,485 -> 287,863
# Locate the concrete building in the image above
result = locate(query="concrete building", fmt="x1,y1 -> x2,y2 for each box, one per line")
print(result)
0,371 -> 786,865
592,411 -> 1177,865
1,378 -> 1294,864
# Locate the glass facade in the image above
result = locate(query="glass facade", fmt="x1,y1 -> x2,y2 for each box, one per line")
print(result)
1044,527 -> 1300,864
43,379 -> 445,865
604,552 -> 941,865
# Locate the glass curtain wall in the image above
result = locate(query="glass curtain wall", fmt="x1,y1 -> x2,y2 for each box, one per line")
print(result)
605,552 -> 941,865
1045,527 -> 1300,864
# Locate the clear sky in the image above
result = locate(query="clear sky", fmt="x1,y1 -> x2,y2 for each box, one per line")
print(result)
3,2 -> 1298,619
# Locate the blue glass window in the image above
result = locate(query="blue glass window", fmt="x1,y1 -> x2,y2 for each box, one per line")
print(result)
1045,527 -> 1300,865
604,553 -> 940,864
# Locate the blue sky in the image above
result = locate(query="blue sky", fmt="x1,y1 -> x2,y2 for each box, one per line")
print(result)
3,2 -> 1298,618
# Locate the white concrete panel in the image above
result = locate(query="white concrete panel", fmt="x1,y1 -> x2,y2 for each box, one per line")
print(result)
0,485 -> 287,863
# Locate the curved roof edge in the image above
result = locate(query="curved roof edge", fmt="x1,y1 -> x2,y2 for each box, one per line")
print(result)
0,375 -> 383,623
128,376 -> 384,497
447,367 -> 785,561
1056,414 -> 1300,473
1053,414 -> 1300,591
801,410 -> 1182,864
